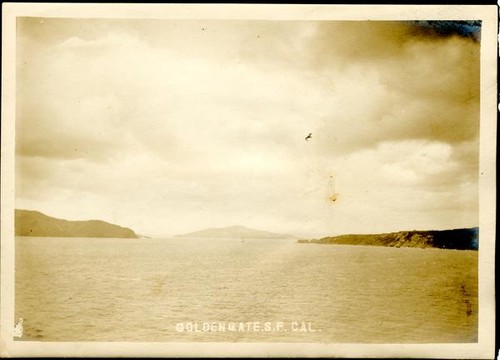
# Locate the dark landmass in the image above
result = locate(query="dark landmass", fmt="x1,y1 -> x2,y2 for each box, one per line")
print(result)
176,225 -> 296,239
15,209 -> 138,238
298,228 -> 478,250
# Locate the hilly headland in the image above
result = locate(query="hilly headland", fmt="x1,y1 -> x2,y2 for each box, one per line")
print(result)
298,228 -> 478,250
15,209 -> 138,238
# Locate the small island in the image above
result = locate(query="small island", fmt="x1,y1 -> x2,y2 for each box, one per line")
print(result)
298,228 -> 478,250
15,209 -> 138,238
176,225 -> 295,239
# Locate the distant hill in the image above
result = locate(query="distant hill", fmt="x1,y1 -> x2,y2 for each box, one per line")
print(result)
298,228 -> 478,250
176,225 -> 296,239
15,209 -> 138,238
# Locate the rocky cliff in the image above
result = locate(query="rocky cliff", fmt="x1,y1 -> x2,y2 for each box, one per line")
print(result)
299,228 -> 478,250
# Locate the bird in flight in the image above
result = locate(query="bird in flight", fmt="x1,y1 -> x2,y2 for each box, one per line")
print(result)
305,133 -> 312,141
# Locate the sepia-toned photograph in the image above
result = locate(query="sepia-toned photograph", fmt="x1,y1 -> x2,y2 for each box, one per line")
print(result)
1,3 -> 496,358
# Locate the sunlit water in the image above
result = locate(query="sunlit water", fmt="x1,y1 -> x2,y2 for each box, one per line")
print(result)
15,237 -> 477,342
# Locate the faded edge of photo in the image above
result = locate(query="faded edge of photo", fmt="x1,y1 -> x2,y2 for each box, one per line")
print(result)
1,3 -> 497,359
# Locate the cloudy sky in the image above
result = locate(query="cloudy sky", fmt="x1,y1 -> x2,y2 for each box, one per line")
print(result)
15,18 -> 480,237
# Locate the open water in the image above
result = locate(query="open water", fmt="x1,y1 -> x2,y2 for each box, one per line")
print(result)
15,237 -> 477,342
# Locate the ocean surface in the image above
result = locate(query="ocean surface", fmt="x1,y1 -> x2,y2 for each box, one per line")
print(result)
15,237 -> 477,343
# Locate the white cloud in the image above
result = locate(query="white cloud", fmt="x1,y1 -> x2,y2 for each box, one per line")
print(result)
16,19 -> 480,236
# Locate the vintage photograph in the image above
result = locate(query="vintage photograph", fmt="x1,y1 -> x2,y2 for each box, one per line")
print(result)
1,3 -> 496,358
